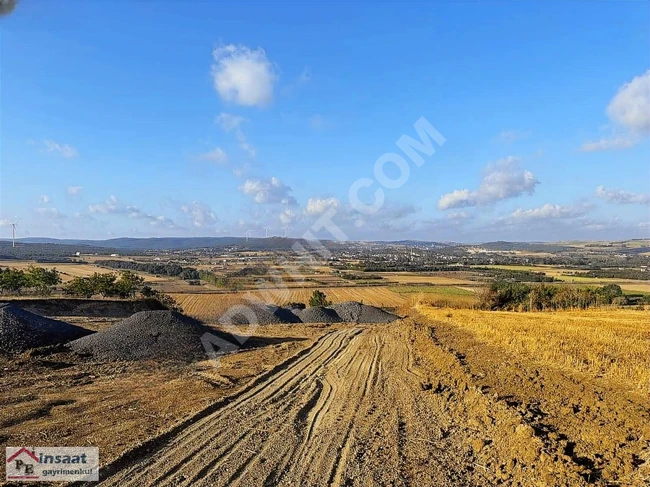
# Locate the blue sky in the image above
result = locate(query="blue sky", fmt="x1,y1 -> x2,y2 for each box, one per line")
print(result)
1,1 -> 648,242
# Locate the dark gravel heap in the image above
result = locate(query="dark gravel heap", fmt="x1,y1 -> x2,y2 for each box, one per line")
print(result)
330,301 -> 399,324
294,306 -> 343,323
219,305 -> 301,325
218,301 -> 399,325
68,310 -> 219,362
0,303 -> 92,354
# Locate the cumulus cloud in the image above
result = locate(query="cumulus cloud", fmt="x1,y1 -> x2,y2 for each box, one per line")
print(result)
596,186 -> 650,205
438,157 -> 538,209
126,206 -> 178,229
239,177 -> 296,205
88,195 -> 119,214
305,197 -> 340,215
211,44 -> 277,107
581,70 -> 650,151
607,70 -> 650,134
216,113 -> 255,157
181,202 -> 218,228
67,186 -> 83,196
507,203 -> 589,222
43,140 -> 78,158
199,147 -> 228,165
35,207 -> 66,219
580,135 -> 637,152
279,208 -> 298,225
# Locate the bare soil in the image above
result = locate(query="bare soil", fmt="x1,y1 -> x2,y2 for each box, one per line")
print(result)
1,315 -> 648,486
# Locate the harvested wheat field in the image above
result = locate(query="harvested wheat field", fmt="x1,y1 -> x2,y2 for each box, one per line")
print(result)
171,287 -> 407,321
416,305 -> 650,485
378,272 -> 475,285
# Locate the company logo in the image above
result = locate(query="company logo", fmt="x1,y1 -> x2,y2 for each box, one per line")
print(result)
6,447 -> 99,482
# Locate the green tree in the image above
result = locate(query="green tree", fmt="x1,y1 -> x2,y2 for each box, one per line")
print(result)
89,272 -> 118,297
26,265 -> 62,295
114,271 -> 145,298
0,268 -> 29,294
308,290 -> 331,307
64,277 -> 95,298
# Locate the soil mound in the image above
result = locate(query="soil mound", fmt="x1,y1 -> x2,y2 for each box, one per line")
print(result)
68,310 -> 219,362
294,306 -> 343,323
330,301 -> 399,323
0,303 -> 92,354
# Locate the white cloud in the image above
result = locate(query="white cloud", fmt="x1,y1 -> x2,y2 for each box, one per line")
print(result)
39,195 -> 50,204
126,206 -> 178,229
438,157 -> 538,209
67,186 -> 83,196
35,207 -> 66,219
507,203 -> 589,222
216,113 -> 256,157
607,70 -> 650,134
43,140 -> 78,158
305,197 -> 340,215
581,70 -> 650,151
239,177 -> 296,205
580,134 -> 638,152
211,43 -> 277,107
181,202 -> 218,228
279,208 -> 298,225
88,195 -> 119,214
199,147 -> 228,165
596,185 -> 650,205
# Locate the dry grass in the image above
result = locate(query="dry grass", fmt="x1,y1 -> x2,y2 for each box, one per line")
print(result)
0,260 -> 160,283
171,286 -> 407,320
417,305 -> 650,391
376,273 -> 474,285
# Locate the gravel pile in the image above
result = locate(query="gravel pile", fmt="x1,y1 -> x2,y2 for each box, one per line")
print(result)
68,310 -> 219,362
294,306 -> 343,323
0,303 -> 92,354
219,305 -> 301,325
219,301 -> 398,325
330,301 -> 399,324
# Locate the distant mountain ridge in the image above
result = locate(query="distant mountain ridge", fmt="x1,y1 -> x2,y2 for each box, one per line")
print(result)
1,236 -> 601,252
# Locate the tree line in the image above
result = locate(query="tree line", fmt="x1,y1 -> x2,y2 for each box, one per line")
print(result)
0,266 -> 62,295
477,281 -> 645,311
96,260 -> 200,280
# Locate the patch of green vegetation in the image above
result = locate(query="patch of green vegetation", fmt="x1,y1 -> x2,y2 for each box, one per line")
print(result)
390,285 -> 475,295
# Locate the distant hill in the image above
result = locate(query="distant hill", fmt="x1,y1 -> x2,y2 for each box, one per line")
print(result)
13,236 -> 330,252
476,241 -> 572,252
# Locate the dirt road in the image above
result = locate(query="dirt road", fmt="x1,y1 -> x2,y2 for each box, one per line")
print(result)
96,322 -> 600,487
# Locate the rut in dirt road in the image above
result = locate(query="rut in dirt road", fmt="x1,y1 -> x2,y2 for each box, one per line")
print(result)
97,323 -> 592,487
97,326 -> 473,487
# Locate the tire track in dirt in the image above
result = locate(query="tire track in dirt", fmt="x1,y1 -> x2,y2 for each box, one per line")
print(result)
97,321 -> 591,487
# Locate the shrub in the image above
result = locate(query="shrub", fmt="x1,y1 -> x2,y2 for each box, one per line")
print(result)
309,290 -> 331,307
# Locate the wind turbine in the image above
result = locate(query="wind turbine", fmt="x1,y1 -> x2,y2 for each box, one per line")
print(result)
283,225 -> 289,238
244,230 -> 251,242
11,220 -> 20,248
263,226 -> 270,238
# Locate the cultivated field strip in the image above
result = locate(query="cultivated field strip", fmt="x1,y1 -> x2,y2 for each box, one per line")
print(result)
97,325 -> 473,487
170,287 -> 407,320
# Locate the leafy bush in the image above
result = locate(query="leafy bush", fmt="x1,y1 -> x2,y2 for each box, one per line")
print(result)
308,290 -> 331,307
